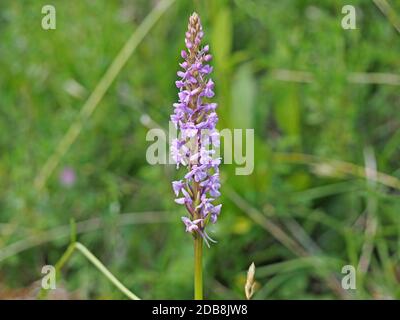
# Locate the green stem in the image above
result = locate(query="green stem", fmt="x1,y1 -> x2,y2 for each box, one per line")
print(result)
194,235 -> 203,300
37,243 -> 76,300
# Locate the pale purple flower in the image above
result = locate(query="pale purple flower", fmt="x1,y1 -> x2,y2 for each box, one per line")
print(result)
171,12 -> 221,247
59,167 -> 76,187
172,180 -> 185,196
182,217 -> 203,232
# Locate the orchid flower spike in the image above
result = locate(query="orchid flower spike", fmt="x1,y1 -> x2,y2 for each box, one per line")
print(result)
171,12 -> 221,247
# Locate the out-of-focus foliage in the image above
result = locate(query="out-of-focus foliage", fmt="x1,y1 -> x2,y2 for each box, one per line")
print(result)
0,0 -> 400,299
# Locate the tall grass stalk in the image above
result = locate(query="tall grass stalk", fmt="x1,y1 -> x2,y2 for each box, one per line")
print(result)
38,241 -> 140,300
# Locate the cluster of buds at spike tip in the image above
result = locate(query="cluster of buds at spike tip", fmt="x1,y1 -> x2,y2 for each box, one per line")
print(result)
171,12 -> 221,247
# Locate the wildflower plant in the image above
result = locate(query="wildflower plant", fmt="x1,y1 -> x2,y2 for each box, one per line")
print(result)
171,12 -> 221,300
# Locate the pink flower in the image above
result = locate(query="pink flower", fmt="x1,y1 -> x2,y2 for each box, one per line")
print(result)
59,167 -> 76,187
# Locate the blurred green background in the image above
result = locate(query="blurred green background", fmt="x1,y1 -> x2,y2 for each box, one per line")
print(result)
1,0 -> 400,299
